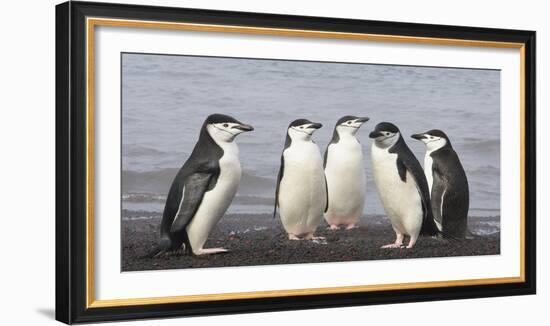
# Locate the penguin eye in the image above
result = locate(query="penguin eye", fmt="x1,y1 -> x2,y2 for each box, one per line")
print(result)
300,126 -> 304,129
384,132 -> 390,136
347,121 -> 352,124
223,123 -> 229,128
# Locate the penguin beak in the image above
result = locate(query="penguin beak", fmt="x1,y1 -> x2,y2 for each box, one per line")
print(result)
356,117 -> 370,123
309,122 -> 323,129
369,131 -> 382,138
234,123 -> 254,132
411,133 -> 426,141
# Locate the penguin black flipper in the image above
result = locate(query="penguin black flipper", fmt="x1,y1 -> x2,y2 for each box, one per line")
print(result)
390,138 -> 438,236
323,126 -> 342,209
324,177 -> 329,213
432,151 -> 469,238
155,161 -> 220,256
274,133 -> 294,218
170,170 -> 220,251
323,126 -> 340,168
273,154 -> 284,219
430,173 -> 445,231
395,157 -> 407,182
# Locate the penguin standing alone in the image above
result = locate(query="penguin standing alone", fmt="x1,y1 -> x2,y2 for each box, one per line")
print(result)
369,122 -> 438,248
324,116 -> 370,230
153,114 -> 254,256
274,119 -> 327,240
411,130 -> 469,238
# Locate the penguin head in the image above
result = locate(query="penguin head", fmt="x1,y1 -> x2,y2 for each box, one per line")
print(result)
411,129 -> 449,151
369,122 -> 401,147
335,115 -> 370,136
205,113 -> 254,143
287,119 -> 323,141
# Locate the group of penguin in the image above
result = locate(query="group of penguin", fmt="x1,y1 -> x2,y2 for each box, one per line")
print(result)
152,113 -> 469,257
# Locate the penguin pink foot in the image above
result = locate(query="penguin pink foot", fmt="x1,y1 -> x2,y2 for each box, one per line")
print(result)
304,233 -> 325,241
406,237 -> 418,249
381,233 -> 404,249
195,248 -> 229,255
288,234 -> 302,240
345,224 -> 358,230
381,243 -> 405,249
328,225 -> 340,230
152,247 -> 185,258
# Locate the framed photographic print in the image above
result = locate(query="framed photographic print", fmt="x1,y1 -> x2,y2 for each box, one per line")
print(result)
55,1 -> 536,324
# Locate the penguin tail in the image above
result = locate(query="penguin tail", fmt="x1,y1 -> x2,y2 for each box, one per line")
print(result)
420,220 -> 465,244
440,231 -> 462,243
143,247 -> 164,259
142,235 -> 173,259
420,217 -> 439,237
433,229 -> 475,244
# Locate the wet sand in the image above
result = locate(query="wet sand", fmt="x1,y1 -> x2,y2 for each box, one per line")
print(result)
121,213 -> 500,272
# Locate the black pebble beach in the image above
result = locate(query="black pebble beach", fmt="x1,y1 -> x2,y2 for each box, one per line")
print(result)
122,213 -> 500,272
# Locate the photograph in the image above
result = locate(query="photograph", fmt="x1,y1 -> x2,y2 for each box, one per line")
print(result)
120,53 -> 501,271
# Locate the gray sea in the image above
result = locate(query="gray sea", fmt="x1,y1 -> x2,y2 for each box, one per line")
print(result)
121,53 -> 500,229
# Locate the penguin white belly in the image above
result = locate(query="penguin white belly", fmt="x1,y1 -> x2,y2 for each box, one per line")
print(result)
186,143 -> 241,253
424,153 -> 434,195
324,141 -> 366,225
279,142 -> 326,236
371,145 -> 423,237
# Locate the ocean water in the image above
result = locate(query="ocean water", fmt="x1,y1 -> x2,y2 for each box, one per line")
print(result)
121,53 -> 500,220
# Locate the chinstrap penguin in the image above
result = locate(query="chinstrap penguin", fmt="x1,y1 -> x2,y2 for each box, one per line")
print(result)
153,113 -> 254,256
324,116 -> 369,230
274,119 -> 328,240
369,122 -> 439,248
411,130 -> 469,238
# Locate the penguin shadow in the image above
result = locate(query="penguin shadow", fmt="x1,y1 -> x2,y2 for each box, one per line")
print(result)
313,222 -> 375,244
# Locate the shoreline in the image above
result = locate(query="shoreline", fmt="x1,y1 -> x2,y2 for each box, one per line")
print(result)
122,214 -> 500,272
